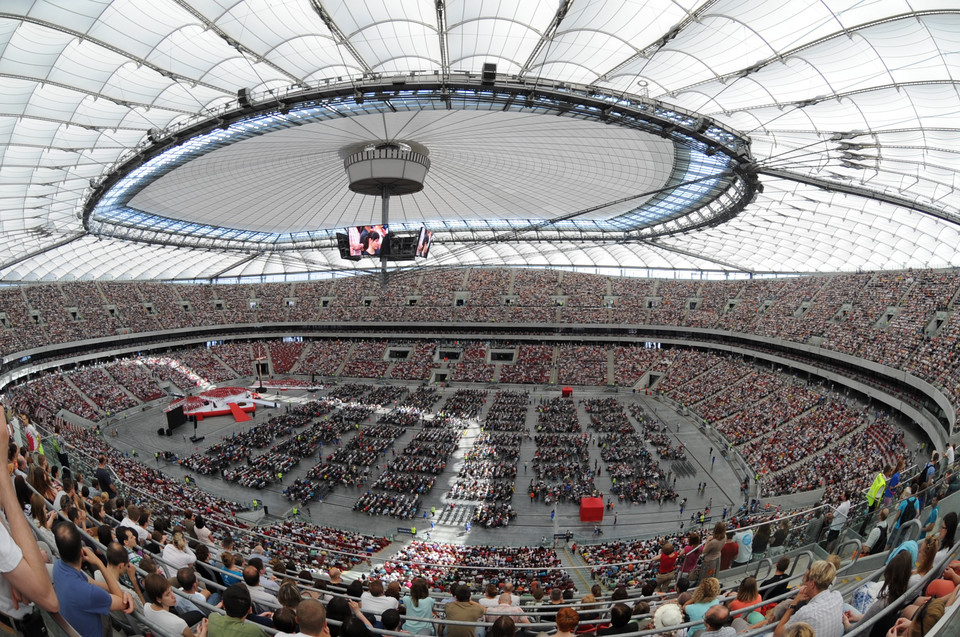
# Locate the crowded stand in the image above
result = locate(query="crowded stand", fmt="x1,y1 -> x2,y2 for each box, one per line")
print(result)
366,386 -> 407,407
341,340 -> 390,379
376,541 -> 568,591
178,347 -> 244,383
68,366 -> 138,414
499,345 -> 552,384
293,340 -> 353,376
1,332 -> 919,506
264,340 -> 304,374
404,385 -> 442,411
105,360 -> 166,403
438,389 -> 488,419
223,451 -> 299,488
388,341 -> 437,381
714,382 -> 821,445
252,283 -> 290,323
531,399 -> 596,503
2,388 -> 960,637
141,356 -> 206,392
8,268 -> 960,637
209,342 -> 254,377
1,270 -> 960,401
556,344 -> 608,386
585,398 -> 672,504
7,373 -> 101,422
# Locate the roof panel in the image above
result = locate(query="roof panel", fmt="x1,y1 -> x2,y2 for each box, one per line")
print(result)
0,0 -> 956,280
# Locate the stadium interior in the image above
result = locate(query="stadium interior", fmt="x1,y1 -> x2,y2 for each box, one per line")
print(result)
1,2 -> 960,637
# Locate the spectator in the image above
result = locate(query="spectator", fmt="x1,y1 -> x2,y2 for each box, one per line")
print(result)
94,542 -> 144,614
361,579 -> 399,622
445,585 -> 486,637
684,577 -> 722,622
554,607 -> 579,637
0,415 -> 59,629
162,530 -> 197,576
654,542 -> 679,592
176,566 -> 212,620
862,509 -> 890,556
733,527 -> 753,567
208,583 -> 268,636
761,557 -> 792,601
843,551 -> 911,635
485,592 -> 530,625
52,520 -> 133,637
402,577 -> 436,635
886,598 -> 946,637
272,607 -> 298,634
701,605 -> 736,637
597,603 -> 637,635
719,532 -> 738,571
94,455 -> 116,498
651,603 -> 685,637
770,560 -> 843,637
143,572 -> 208,637
489,616 -> 515,637
381,608 -> 403,633
727,576 -> 762,614
282,598 -> 328,637
702,523 -> 725,579
243,564 -> 277,612
824,492 -> 850,551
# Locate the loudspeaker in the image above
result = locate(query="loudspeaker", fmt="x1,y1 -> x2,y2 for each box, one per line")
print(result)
482,63 -> 496,86
237,88 -> 251,108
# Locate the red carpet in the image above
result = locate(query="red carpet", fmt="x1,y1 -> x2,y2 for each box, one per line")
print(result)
228,402 -> 252,422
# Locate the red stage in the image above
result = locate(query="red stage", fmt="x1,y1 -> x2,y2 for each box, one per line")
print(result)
580,497 -> 604,522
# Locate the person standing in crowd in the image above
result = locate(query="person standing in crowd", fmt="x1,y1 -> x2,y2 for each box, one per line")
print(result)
720,532 -> 739,571
823,492 -> 850,551
733,526 -> 753,567
884,459 -> 905,506
702,523 -> 725,579
95,455 -> 117,499
866,465 -> 892,511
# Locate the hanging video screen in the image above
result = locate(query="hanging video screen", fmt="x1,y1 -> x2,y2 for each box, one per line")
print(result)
347,225 -> 390,257
416,227 -> 433,258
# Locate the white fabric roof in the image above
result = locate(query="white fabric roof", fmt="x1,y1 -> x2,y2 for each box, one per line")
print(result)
0,0 -> 958,281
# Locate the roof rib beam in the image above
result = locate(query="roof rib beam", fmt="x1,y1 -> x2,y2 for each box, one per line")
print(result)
436,1 -> 449,76
309,0 -> 373,76
759,167 -> 960,227
641,9 -> 960,97
598,0 -> 717,82
205,252 -> 264,281
171,0 -> 307,88
646,239 -> 755,275
518,0 -> 574,78
0,232 -> 86,274
0,13 -> 229,95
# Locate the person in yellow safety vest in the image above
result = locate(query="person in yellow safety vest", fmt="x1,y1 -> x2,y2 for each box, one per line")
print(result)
866,465 -> 893,510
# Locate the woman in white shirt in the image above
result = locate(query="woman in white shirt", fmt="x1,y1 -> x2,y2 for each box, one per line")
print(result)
143,573 -> 207,637
194,515 -> 213,545
161,531 -> 196,576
